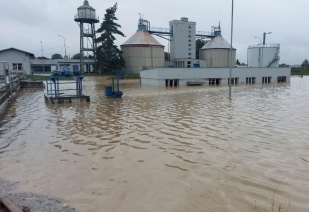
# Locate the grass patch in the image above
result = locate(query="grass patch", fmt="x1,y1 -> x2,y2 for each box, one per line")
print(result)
26,72 -> 140,81
291,67 -> 309,75
26,75 -> 47,81
124,73 -> 140,79
104,73 -> 140,80
26,75 -> 75,81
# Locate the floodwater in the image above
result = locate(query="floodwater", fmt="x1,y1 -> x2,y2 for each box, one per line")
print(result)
0,76 -> 309,212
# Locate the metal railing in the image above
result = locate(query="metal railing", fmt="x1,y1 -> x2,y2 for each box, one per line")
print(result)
248,43 -> 280,48
74,14 -> 99,21
196,31 -> 213,36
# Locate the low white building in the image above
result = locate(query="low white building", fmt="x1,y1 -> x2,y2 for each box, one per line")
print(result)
30,59 -> 95,73
140,67 -> 291,86
0,48 -> 34,75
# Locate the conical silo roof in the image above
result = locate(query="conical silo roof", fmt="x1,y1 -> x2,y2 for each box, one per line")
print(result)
121,30 -> 164,47
201,36 -> 235,50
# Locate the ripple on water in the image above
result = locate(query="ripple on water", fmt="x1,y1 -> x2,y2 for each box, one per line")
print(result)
0,77 -> 309,211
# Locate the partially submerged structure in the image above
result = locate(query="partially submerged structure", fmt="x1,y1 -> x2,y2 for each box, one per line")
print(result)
44,66 -> 90,104
0,61 -> 26,115
140,67 -> 290,87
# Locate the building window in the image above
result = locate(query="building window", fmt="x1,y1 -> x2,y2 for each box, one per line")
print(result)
228,78 -> 239,85
188,40 -> 191,42
165,79 -> 179,87
188,26 -> 191,29
188,31 -> 191,33
188,35 -> 191,38
277,76 -> 286,82
188,44 -> 191,47
246,77 -> 256,84
12,63 -> 23,70
208,78 -> 221,85
262,77 -> 271,83
188,48 -> 191,51
188,53 -> 191,56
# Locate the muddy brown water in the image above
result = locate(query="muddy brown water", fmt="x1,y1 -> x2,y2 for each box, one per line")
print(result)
0,76 -> 309,212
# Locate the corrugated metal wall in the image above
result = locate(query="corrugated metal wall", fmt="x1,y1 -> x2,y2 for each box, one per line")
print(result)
121,46 -> 165,73
248,46 -> 279,68
199,49 -> 236,68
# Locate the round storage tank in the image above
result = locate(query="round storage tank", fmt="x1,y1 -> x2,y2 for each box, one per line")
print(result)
121,27 -> 165,74
199,32 -> 236,68
247,44 -> 280,68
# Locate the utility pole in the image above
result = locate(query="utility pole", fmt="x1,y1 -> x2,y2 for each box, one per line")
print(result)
229,0 -> 234,98
40,41 -> 45,72
58,35 -> 67,59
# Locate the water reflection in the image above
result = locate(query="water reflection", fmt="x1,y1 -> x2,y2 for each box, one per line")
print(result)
0,76 -> 309,211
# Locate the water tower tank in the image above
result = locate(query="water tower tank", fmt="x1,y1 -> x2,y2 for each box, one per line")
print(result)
121,19 -> 165,74
75,0 -> 97,21
199,28 -> 236,68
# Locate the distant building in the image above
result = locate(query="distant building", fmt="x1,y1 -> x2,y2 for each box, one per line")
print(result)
30,59 -> 95,73
0,48 -> 34,75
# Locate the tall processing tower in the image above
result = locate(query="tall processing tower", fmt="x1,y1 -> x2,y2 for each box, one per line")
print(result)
169,17 -> 196,61
74,0 -> 99,73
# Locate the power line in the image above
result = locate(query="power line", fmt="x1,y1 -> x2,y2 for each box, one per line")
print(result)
31,45 -> 64,53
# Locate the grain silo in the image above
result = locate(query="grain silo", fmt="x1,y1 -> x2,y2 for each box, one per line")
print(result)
121,19 -> 165,74
199,26 -> 236,68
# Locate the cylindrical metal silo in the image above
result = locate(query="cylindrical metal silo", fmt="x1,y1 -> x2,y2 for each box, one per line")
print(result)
199,30 -> 236,68
121,20 -> 165,74
247,44 -> 280,68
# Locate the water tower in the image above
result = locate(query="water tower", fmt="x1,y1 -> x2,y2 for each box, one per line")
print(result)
74,0 -> 99,73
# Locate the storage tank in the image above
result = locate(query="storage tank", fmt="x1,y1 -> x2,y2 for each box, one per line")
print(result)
199,26 -> 236,68
247,44 -> 280,67
121,19 -> 165,74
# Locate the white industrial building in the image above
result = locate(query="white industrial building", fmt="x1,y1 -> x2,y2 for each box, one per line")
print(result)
0,48 -> 34,75
140,67 -> 290,87
169,17 -> 196,61
247,44 -> 280,67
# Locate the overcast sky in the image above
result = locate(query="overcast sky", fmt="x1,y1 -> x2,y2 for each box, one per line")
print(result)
0,0 -> 308,65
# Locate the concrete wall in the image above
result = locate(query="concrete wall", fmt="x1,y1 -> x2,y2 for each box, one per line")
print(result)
170,19 -> 196,61
140,67 -> 291,86
0,49 -> 32,74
